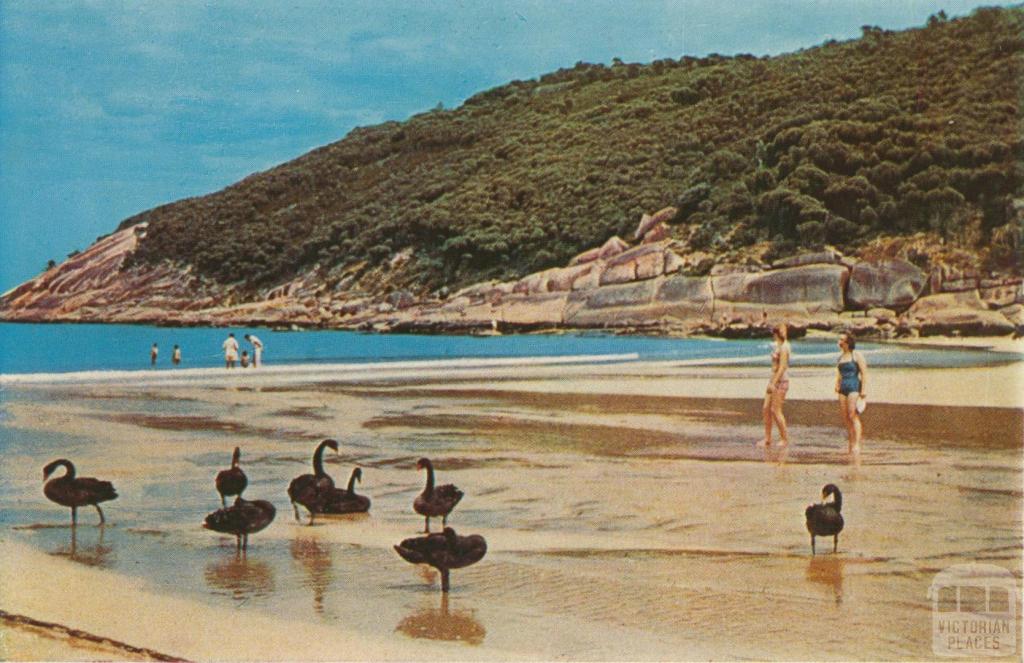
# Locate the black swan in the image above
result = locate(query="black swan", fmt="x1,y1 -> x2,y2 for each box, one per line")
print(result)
805,483 -> 845,554
323,467 -> 371,514
413,458 -> 463,533
287,438 -> 339,524
215,446 -> 248,506
42,459 -> 117,526
204,496 -> 276,552
394,527 -> 487,592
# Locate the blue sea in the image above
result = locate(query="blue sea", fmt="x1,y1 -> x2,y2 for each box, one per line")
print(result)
0,322 -> 1017,375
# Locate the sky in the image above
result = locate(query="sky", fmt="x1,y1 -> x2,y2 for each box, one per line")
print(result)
0,0 -> 1013,292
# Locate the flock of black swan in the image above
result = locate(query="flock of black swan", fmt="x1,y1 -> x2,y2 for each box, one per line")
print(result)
40,440 -> 846,591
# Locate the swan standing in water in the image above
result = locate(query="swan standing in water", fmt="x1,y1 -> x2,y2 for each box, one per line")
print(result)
394,527 -> 487,592
413,458 -> 463,533
288,439 -> 339,524
204,497 -> 276,552
805,483 -> 845,554
323,467 -> 371,514
215,446 -> 248,506
42,459 -> 117,526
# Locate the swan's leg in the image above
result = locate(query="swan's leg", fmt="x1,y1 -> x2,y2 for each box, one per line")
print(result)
442,513 -> 448,527
221,494 -> 227,508
308,510 -> 316,526
235,534 -> 242,553
71,506 -> 77,528
441,569 -> 450,593
243,534 -> 249,553
423,516 -> 430,533
95,504 -> 105,525
833,534 -> 838,554
810,534 -> 816,555
292,501 -> 301,522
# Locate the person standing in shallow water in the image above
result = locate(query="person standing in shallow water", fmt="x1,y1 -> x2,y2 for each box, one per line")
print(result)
836,332 -> 868,454
244,334 -> 263,367
172,344 -> 181,366
222,333 -> 239,369
758,323 -> 791,448
150,343 -> 158,367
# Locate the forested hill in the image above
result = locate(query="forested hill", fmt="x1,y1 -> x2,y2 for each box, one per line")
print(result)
122,6 -> 1022,297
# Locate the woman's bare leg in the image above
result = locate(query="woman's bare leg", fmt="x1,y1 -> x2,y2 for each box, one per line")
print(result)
759,392 -> 773,446
847,396 -> 862,453
772,390 -> 789,446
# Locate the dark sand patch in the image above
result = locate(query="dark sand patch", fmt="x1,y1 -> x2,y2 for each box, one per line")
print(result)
360,389 -> 1023,450
90,412 -> 321,441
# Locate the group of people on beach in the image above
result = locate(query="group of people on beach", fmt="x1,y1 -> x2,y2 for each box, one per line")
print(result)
222,333 -> 264,369
760,324 -> 868,454
147,333 -> 264,369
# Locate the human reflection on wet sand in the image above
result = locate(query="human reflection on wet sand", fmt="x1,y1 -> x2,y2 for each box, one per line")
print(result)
290,536 -> 334,614
204,554 -> 275,604
50,526 -> 114,568
396,593 -> 486,645
806,556 -> 846,606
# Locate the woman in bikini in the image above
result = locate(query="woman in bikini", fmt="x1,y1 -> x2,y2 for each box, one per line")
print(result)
759,323 -> 791,447
835,332 -> 868,454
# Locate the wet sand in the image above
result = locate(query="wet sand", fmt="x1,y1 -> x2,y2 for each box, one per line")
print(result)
1,357 -> 1021,660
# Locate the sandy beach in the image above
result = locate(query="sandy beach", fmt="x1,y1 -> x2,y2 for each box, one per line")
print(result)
1,354 -> 1021,660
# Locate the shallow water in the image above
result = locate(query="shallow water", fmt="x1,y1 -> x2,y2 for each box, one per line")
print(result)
1,363 -> 1021,660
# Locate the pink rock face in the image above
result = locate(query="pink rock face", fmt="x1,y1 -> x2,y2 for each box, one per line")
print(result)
546,264 -> 593,292
634,213 -> 655,240
847,259 -> 926,310
916,308 -> 1016,337
642,223 -> 669,243
598,236 -> 629,260
906,291 -> 986,317
568,247 -> 602,266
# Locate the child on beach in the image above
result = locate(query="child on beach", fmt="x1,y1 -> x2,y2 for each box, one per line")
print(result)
758,323 -> 791,447
150,343 -> 158,367
835,332 -> 868,454
240,351 -> 250,368
172,345 -> 181,366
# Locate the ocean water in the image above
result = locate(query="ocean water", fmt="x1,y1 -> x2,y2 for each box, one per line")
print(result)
0,322 -> 1018,375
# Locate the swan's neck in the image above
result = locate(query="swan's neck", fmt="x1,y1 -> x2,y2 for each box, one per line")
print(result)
56,460 -> 75,479
231,449 -> 240,468
346,470 -> 358,493
832,493 -> 842,512
423,463 -> 435,494
313,443 -> 329,476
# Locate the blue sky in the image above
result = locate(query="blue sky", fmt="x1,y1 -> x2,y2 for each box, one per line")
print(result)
0,1 -> 1012,291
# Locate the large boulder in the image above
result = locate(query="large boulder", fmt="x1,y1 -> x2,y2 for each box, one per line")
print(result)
771,249 -> 843,269
847,258 -> 926,311
568,247 -> 602,266
979,278 -> 1023,308
712,264 -> 849,313
634,206 -> 677,239
905,291 -> 1015,336
546,263 -> 595,292
598,236 -> 629,260
599,243 -> 669,286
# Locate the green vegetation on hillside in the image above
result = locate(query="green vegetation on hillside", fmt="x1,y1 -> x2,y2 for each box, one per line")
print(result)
122,7 -> 1023,295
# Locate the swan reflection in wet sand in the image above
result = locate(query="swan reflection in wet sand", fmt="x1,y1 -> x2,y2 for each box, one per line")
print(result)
396,593 -> 486,645
204,555 -> 275,604
50,525 -> 114,568
290,536 -> 334,614
805,556 -> 846,606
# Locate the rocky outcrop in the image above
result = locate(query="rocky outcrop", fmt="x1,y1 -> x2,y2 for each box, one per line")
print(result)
847,258 -> 927,311
2,207 -> 1019,339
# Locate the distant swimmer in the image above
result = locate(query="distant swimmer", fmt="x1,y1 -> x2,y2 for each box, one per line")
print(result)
150,343 -> 158,367
172,344 -> 181,366
835,332 -> 868,454
222,333 -> 239,369
244,334 -> 264,367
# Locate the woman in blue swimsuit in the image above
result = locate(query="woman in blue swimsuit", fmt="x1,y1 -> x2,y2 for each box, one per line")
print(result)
835,332 -> 868,454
